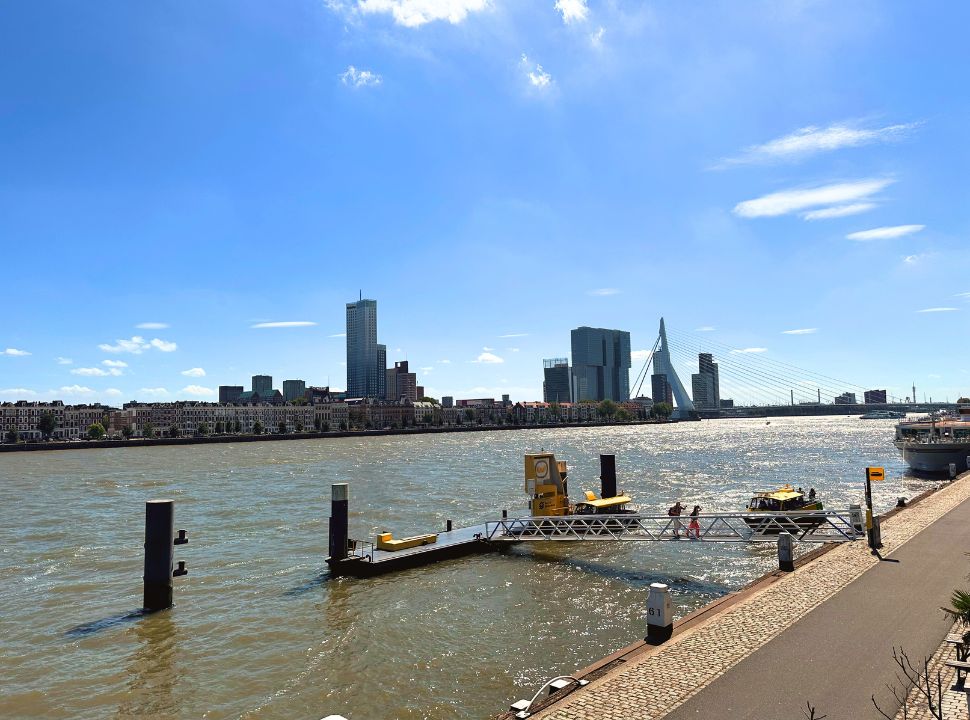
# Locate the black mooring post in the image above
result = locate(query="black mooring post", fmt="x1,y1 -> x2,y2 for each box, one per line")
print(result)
329,483 -> 349,561
600,454 -> 617,498
446,519 -> 453,532
144,499 -> 175,611
864,474 -> 875,550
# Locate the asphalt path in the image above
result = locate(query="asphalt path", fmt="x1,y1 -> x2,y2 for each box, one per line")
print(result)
663,494 -> 970,720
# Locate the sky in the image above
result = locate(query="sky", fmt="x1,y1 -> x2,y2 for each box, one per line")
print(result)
1,0 -> 969,406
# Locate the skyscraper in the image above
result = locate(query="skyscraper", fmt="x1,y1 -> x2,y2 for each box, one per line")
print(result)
282,380 -> 306,403
570,327 -> 631,402
252,375 -> 273,396
543,358 -> 571,403
346,297 -> 386,398
385,360 -> 417,402
691,353 -> 720,409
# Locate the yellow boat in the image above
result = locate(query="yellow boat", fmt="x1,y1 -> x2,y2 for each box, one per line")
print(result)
744,484 -> 823,533
524,452 -> 636,517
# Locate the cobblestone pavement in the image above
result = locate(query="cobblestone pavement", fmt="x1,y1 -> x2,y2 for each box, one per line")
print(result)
535,475 -> 970,720
892,619 -> 970,720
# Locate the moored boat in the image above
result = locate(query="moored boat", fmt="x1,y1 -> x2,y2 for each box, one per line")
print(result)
744,484 -> 824,534
893,405 -> 970,474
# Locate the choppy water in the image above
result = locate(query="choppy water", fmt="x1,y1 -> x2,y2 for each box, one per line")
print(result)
0,417 -> 928,719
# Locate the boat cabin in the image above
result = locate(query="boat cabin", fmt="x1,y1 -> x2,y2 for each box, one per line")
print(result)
574,490 -> 634,515
747,485 -> 821,512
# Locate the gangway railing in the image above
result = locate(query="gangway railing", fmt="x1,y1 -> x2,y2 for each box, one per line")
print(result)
485,510 -> 862,544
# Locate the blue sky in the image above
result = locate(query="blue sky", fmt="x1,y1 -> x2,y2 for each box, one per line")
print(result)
1,0 -> 968,405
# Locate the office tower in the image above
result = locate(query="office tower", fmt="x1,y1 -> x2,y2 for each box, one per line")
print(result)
282,380 -> 307,403
543,358 -> 571,403
690,353 -> 720,409
651,374 -> 673,406
219,385 -> 243,404
385,361 -> 417,402
252,375 -> 273,396
442,396 -> 454,408
864,389 -> 887,404
835,392 -> 857,405
346,298 -> 386,399
570,327 -> 631,402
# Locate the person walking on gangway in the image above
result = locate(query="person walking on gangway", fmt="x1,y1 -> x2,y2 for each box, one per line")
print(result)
668,502 -> 683,539
688,505 -> 701,540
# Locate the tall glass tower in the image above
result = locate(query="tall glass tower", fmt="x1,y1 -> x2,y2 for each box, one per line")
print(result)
346,298 -> 386,398
570,327 -> 631,402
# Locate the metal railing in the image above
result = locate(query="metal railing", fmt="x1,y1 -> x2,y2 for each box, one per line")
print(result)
347,538 -> 375,561
484,510 -> 863,544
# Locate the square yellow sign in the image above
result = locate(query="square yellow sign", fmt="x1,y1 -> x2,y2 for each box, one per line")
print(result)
866,467 -> 885,482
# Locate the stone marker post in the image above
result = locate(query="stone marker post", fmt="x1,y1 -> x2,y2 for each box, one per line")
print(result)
646,582 -> 673,644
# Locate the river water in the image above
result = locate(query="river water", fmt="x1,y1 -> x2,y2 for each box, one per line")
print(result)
0,417 -> 929,719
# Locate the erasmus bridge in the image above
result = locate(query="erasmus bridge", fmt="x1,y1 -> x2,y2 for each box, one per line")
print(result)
630,318 -> 918,419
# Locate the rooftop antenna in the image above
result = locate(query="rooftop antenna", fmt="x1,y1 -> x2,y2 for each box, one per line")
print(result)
359,289 -> 362,301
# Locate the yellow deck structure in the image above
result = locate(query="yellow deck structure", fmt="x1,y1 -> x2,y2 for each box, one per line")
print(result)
376,532 -> 438,551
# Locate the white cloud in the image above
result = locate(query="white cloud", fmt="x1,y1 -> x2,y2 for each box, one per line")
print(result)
782,328 -> 817,335
1,348 -> 31,356
499,332 -> 529,338
847,224 -> 924,241
590,26 -> 605,47
587,288 -> 620,296
903,253 -> 931,265
340,66 -> 382,88
102,359 -> 127,368
719,121 -> 919,167
631,349 -> 653,361
139,387 -> 170,397
72,367 -> 123,377
439,359 -> 451,364
917,307 -> 958,313
509,347 -> 520,352
357,0 -> 489,27
56,357 -> 73,365
954,292 -> 970,299
104,388 -> 123,397
801,203 -> 876,221
731,347 -> 768,354
330,332 -> 347,338
251,321 -> 317,329
733,178 -> 893,219
181,368 -> 206,377
521,54 -> 552,89
0,388 -> 37,397
181,385 -> 215,397
555,0 -> 588,24
58,385 -> 95,396
99,336 -> 177,354
420,366 -> 434,372
472,351 -> 504,364
482,345 -> 494,352
695,326 -> 715,332
136,322 -> 169,329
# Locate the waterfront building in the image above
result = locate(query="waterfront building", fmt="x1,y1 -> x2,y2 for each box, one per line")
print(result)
720,399 -> 734,409
691,353 -> 720,410
236,389 -> 284,405
305,386 -> 339,404
346,297 -> 386,399
385,361 -> 417,402
252,375 -> 273,396
651,374 -> 673,407
543,358 -> 571,403
442,396 -> 454,408
219,385 -> 243,404
416,385 -> 425,399
570,327 -> 631,402
834,392 -> 857,405
864,389 -> 888,404
282,380 -> 306,403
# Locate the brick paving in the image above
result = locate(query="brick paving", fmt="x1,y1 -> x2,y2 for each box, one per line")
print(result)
534,474 -> 970,720
893,619 -> 970,720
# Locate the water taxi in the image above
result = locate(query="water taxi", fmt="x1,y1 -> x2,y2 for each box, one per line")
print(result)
744,484 -> 823,533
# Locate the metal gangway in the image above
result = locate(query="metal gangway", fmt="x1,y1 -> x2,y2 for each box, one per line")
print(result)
485,509 -> 863,544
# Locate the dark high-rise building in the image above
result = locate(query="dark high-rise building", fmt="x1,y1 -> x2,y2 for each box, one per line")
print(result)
651,374 -> 673,406
385,361 -> 417,402
570,327 -> 631,402
690,353 -> 720,409
346,298 -> 386,399
219,385 -> 243,404
835,392 -> 857,405
282,380 -> 306,403
864,389 -> 887,404
543,358 -> 571,403
252,375 -> 273,396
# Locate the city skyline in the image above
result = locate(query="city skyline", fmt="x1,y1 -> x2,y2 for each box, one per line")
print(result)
2,2 -> 969,405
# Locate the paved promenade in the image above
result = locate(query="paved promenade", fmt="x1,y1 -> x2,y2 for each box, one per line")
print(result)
534,473 -> 970,720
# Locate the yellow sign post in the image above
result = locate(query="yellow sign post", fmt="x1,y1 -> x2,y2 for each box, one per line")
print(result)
864,467 -> 885,550
866,467 -> 885,482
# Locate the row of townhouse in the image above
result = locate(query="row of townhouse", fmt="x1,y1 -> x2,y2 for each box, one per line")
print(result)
0,401 -> 113,440
117,402 -> 350,436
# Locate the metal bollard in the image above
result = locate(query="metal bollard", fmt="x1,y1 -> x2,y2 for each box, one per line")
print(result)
849,504 -> 864,536
950,463 -> 958,479
645,583 -> 673,644
143,499 -> 184,612
329,484 -> 349,561
446,519 -> 453,532
600,454 -> 617,498
777,532 -> 794,572
896,497 -> 907,508
502,509 -> 508,519
871,516 -> 883,549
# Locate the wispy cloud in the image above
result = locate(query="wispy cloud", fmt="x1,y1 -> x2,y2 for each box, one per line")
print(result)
340,65 -> 382,88
104,388 -> 123,397
782,328 -> 817,335
482,345 -> 494,352
472,351 -> 504,364
903,253 -> 932,265
802,203 -> 876,221
136,322 -> 169,330
589,26 -> 605,47
695,326 -> 715,332
733,178 -> 893,219
521,54 -> 552,89
0,387 -> 37,397
631,349 -> 653,361
1,348 -> 30,356
139,387 -> 170,397
103,359 -> 127,368
58,385 -> 95,396
330,332 -> 346,338
587,288 -> 620,296
420,366 -> 434,373
56,357 -> 73,365
71,367 -> 123,377
439,359 -> 451,364
251,321 -> 317,329
718,121 -> 918,167
555,0 -> 588,24
99,336 -> 177,354
357,0 -> 489,27
917,307 -> 958,313
847,224 -> 924,241
499,332 -> 529,338
731,347 -> 768,354
181,368 -> 206,377
181,385 -> 215,396
955,292 -> 970,299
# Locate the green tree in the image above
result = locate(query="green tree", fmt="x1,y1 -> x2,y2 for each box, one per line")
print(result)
252,421 -> 264,435
598,399 -> 618,420
314,416 -> 323,432
339,421 -> 347,431
464,408 -> 476,423
169,424 -> 180,438
295,421 -> 304,433
142,422 -> 154,438
37,412 -> 57,440
6,428 -> 20,443
278,421 -> 287,434
232,418 -> 242,433
419,396 -> 439,405
944,589 -> 970,641
958,396 -> 970,404
214,420 -> 225,434
289,397 -> 308,405
617,408 -> 632,422
198,422 -> 209,436
651,402 -> 673,419
122,425 -> 133,439
87,422 -> 106,440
